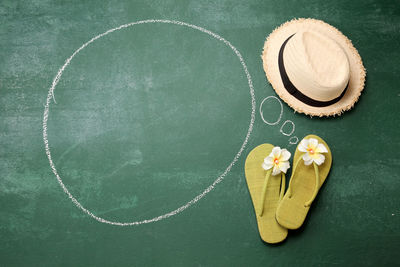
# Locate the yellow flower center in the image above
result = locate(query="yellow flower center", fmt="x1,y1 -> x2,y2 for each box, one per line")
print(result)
307,148 -> 314,154
274,158 -> 279,164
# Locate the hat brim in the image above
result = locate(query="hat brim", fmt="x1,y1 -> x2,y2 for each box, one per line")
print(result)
262,18 -> 366,117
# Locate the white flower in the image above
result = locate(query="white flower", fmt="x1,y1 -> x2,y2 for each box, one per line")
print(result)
262,146 -> 291,175
298,138 -> 328,166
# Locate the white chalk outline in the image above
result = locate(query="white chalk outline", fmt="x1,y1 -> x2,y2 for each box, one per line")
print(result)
259,95 -> 299,145
280,120 -> 295,136
259,96 -> 283,126
289,136 -> 299,145
42,19 -> 256,226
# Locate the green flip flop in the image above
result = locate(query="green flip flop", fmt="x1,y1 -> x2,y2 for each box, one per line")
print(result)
276,135 -> 332,229
245,144 -> 290,243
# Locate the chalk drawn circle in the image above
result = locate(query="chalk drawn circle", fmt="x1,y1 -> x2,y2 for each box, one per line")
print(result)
280,120 -> 295,136
289,136 -> 299,145
42,19 -> 256,226
259,96 -> 283,125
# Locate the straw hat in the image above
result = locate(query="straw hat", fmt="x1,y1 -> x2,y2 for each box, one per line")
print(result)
262,18 -> 366,117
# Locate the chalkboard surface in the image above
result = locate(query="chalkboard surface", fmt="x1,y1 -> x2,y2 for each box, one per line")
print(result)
1,0 -> 399,266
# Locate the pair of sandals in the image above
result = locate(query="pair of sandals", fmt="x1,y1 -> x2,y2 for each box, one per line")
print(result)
244,134 -> 332,243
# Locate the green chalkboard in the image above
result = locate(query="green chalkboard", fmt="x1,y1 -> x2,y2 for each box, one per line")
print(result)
1,0 -> 399,266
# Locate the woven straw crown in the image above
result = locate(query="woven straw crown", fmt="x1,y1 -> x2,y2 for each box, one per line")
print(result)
262,18 -> 366,117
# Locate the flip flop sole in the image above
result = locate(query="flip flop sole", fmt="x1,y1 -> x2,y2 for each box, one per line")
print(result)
276,135 -> 332,229
245,144 -> 288,243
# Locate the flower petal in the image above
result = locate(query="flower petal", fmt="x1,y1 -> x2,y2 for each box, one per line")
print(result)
310,152 -> 320,160
304,159 -> 313,166
316,143 -> 328,154
271,146 -> 281,158
272,165 -> 281,176
303,152 -> 311,161
264,156 -> 274,164
280,149 -> 291,161
298,139 -> 309,152
302,153 -> 313,165
262,162 -> 272,170
279,161 -> 290,173
314,153 -> 325,165
262,156 -> 274,170
308,138 -> 318,150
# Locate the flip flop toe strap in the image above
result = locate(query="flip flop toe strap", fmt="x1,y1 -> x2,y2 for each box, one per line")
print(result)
258,169 -> 271,216
287,156 -> 320,207
279,173 -> 286,201
305,163 -> 320,207
258,170 -> 285,217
